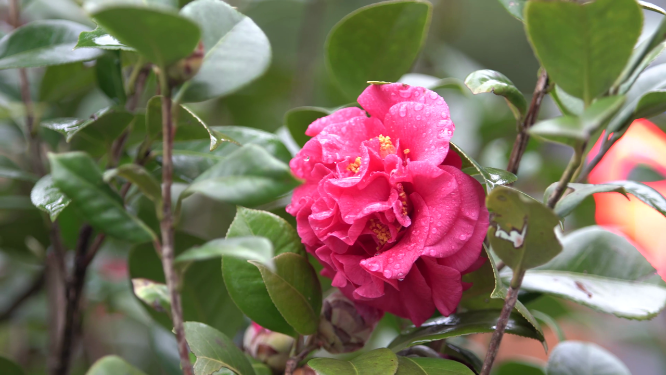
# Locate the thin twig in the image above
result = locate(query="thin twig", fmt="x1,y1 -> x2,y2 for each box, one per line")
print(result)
0,269 -> 46,321
576,132 -> 619,183
506,70 -> 549,176
53,225 -> 93,375
546,147 -> 584,208
158,74 -> 194,375
479,270 -> 525,375
285,339 -> 318,375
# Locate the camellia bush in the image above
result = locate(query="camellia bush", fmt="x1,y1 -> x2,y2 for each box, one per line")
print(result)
2,0 -> 666,374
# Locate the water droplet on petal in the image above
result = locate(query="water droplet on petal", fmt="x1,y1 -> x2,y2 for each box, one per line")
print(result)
429,92 -> 438,100
459,234 -> 468,241
399,90 -> 411,98
416,115 -> 421,120
383,270 -> 392,278
415,103 -> 423,111
394,264 -> 400,269
399,104 -> 407,117
304,156 -> 310,161
441,112 -> 448,118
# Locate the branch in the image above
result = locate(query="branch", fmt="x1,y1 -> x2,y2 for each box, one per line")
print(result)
158,73 -> 194,375
546,147 -> 584,208
506,70 -> 549,175
576,132 -> 619,183
479,270 -> 525,375
284,340 -> 318,375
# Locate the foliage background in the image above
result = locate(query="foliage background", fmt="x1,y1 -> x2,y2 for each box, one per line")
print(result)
1,0 -> 665,374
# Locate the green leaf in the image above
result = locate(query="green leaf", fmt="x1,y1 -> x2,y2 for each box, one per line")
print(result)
251,252 -> 322,335
178,0 -> 271,102
519,270 -> 666,320
607,64 -> 666,133
525,0 -> 642,104
30,174 -> 71,221
175,236 -> 274,267
86,356 -> 147,375
103,164 -> 162,207
284,106 -> 330,148
396,357 -> 475,375
545,182 -> 628,218
0,155 -> 37,182
498,0 -> 527,21
95,51 -> 127,105
633,89 -> 666,119
129,233 -> 245,337
39,62 -> 95,102
608,180 -> 666,218
0,20 -> 103,69
42,107 -> 134,156
487,186 -> 562,271
0,356 -> 25,375
222,208 -> 300,336
227,207 -> 303,256
309,348 -> 399,375
92,6 -> 200,67
179,144 -> 301,207
464,69 -> 527,120
184,322 -> 256,375
440,343 -> 483,374
326,0 -> 432,98
537,226 -> 655,281
146,95 -> 235,151
75,26 -> 134,51
131,278 -> 170,315
546,341 -> 630,375
387,310 -> 543,353
494,361 -> 545,375
529,95 -> 625,148
48,152 -> 156,243
450,143 -> 517,189
212,126 -> 292,163
550,85 -> 584,117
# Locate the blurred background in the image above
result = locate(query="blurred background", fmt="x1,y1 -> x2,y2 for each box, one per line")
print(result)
1,0 -> 666,374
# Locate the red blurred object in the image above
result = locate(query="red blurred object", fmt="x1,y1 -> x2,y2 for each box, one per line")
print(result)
588,119 -> 666,280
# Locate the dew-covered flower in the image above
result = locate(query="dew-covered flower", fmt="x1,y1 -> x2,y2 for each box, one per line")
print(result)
287,83 -> 489,326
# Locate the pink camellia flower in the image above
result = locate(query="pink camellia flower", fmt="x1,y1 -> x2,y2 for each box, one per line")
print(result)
287,83 -> 489,326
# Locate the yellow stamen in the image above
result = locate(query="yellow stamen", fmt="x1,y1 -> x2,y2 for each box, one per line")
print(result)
369,219 -> 391,249
378,134 -> 396,158
347,156 -> 361,173
403,149 -> 410,155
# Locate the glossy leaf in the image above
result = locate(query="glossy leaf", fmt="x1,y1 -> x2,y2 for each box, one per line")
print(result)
633,90 -> 666,119
131,278 -> 170,315
525,0 -> 642,104
92,6 -> 200,67
326,1 -> 432,98
146,95 -> 235,151
607,180 -> 666,218
129,233 -> 245,337
396,357 -> 475,375
104,164 -> 161,206
529,96 -> 625,148
178,0 -> 271,102
213,126 -> 292,163
309,348 -> 399,375
0,155 -> 37,182
519,270 -> 666,320
537,226 -> 655,280
0,356 -> 25,375
545,182 -> 628,218
175,236 -> 274,268
640,1 -> 666,15
180,144 -> 301,207
494,361 -> 545,375
184,322 -> 256,375
39,62 -> 95,103
464,69 -> 527,120
30,175 -> 71,221
551,85 -> 584,117
251,252 -> 322,335
86,356 -> 146,375
547,341 -> 630,375
42,107 -> 134,156
95,51 -> 127,105
0,20 -> 103,69
284,106 -> 330,148
499,0 -> 527,21
48,152 -> 156,243
487,186 -> 561,271
388,310 -> 543,352
608,64 -> 666,133
223,208 -> 300,336
75,26 -> 134,51
450,143 -> 517,189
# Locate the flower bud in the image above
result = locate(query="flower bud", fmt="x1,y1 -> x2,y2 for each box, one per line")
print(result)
293,365 -> 317,375
317,291 -> 381,354
243,322 -> 294,373
166,41 -> 204,86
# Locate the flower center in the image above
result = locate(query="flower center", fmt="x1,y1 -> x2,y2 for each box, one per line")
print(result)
369,218 -> 391,249
346,157 -> 362,173
378,134 -> 396,158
